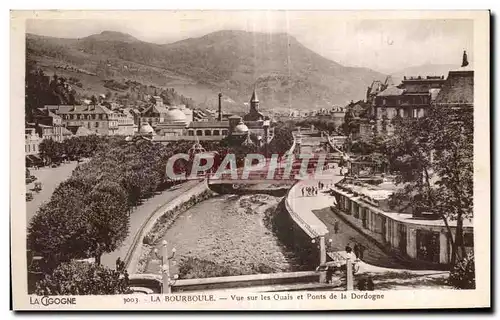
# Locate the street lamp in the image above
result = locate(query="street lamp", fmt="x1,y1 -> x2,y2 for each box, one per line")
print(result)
153,240 -> 178,294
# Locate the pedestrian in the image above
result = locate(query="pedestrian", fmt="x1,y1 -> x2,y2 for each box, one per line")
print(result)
301,187 -> 305,197
353,243 -> 360,259
345,245 -> 356,261
332,195 -> 338,207
358,243 -> 366,260
366,277 -> 375,291
318,181 -> 321,190
116,257 -> 123,270
334,219 -> 339,234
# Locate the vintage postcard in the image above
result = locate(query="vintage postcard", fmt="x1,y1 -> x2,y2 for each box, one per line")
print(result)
10,10 -> 490,310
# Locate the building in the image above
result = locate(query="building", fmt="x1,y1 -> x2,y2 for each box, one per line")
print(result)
145,90 -> 274,145
330,106 -> 346,128
140,99 -> 169,126
25,127 -> 42,156
241,89 -> 274,143
433,62 -> 473,109
366,76 -> 393,105
66,125 -> 94,137
243,89 -> 265,121
45,105 -> 117,135
42,104 -> 137,136
373,75 -> 446,135
330,178 -> 473,267
115,109 -> 136,135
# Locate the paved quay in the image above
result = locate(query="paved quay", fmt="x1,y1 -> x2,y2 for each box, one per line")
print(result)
288,169 -> 408,269
26,161 -> 80,222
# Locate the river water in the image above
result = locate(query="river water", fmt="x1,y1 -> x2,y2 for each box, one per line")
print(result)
144,193 -> 301,277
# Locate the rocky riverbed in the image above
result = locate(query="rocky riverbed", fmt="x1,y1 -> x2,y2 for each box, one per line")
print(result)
143,193 -> 301,278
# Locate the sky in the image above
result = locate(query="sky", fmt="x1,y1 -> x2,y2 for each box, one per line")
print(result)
25,11 -> 474,74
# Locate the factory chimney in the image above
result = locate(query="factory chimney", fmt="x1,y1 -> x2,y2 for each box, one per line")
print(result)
218,92 -> 223,121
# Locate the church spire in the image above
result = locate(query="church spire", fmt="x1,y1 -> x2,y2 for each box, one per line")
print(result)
250,88 -> 259,103
461,50 -> 469,68
250,87 -> 260,112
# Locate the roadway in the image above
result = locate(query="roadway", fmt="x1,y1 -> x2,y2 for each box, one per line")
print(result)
26,161 -> 80,222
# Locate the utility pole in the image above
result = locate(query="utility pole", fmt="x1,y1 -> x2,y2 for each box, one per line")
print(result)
346,259 -> 354,291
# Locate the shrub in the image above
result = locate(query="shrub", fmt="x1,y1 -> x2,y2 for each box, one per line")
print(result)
35,261 -> 131,295
448,253 -> 475,289
178,257 -> 242,279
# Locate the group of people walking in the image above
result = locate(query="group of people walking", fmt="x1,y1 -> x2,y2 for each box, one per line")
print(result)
301,181 -> 335,197
302,186 -> 319,196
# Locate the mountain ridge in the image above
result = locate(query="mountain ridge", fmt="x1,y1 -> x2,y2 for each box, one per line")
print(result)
26,29 -> 385,111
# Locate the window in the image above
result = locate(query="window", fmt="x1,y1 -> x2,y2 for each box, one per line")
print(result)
96,122 -> 99,128
222,130 -> 228,136
196,130 -> 203,136
412,109 -> 418,118
204,130 -> 212,136
213,130 -> 220,136
382,99 -> 386,106
188,130 -> 194,136
416,229 -> 440,263
26,145 -> 29,153
464,233 -> 474,247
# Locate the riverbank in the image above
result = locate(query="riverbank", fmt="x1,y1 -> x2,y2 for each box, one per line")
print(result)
141,193 -> 301,279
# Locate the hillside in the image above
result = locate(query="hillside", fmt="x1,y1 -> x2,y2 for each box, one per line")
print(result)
26,30 -> 385,111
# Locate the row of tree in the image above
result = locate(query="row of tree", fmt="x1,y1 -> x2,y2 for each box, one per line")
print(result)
28,124 -> 296,294
38,135 -> 106,164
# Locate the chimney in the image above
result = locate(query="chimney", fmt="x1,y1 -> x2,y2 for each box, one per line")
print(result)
462,50 -> 469,67
218,93 -> 222,121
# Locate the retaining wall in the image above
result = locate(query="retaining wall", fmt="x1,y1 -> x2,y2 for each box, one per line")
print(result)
125,179 -> 210,274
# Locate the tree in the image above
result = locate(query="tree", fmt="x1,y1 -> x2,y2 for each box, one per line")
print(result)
84,181 -> 130,265
39,139 -> 63,164
342,110 -> 358,136
35,260 -> 131,295
267,122 -> 294,156
387,104 -> 473,270
28,179 -> 94,271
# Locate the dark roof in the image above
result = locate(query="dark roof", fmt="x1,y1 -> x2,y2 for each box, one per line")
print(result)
250,89 -> 259,103
434,70 -> 473,105
46,105 -> 113,114
378,86 -> 405,97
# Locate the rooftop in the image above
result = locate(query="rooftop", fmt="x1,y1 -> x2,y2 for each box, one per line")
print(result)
434,69 -> 474,105
188,121 -> 230,129
378,86 -> 405,97
46,105 -> 113,114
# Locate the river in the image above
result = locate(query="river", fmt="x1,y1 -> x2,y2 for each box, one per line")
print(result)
143,193 -> 301,278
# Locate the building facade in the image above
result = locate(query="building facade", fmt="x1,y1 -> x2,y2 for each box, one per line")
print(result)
373,76 -> 446,135
144,90 -> 274,145
330,179 -> 473,266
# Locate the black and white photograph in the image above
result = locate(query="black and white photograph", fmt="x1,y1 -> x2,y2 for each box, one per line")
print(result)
11,10 -> 490,310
